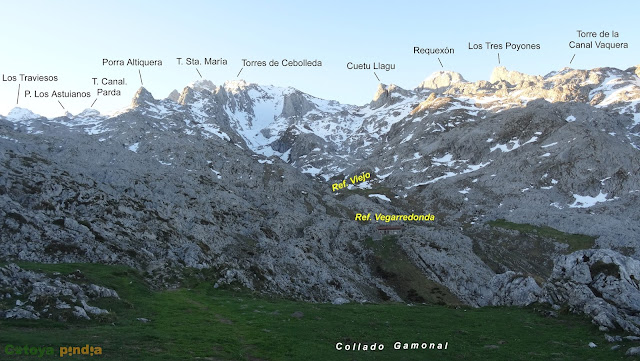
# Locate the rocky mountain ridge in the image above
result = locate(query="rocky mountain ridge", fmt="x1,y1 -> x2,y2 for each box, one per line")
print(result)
1,65 -> 640,335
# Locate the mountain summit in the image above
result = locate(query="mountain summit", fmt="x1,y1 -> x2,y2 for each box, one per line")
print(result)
417,70 -> 466,90
166,89 -> 180,102
131,87 -> 156,108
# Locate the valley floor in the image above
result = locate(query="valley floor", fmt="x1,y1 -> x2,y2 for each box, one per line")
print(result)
0,263 -> 632,360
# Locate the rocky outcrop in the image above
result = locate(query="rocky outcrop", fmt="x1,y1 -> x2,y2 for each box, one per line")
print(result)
280,90 -> 316,118
400,228 -> 543,307
370,84 -> 412,109
177,86 -> 197,105
490,66 -> 542,85
399,228 -> 495,306
487,271 -> 542,306
410,93 -> 457,115
543,249 -> 640,335
0,264 -> 118,321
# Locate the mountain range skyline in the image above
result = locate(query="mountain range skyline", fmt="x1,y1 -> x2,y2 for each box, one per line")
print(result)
1,0 -> 637,117
5,63 -> 639,119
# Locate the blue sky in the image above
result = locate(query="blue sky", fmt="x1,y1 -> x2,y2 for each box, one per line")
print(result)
1,0 -> 637,116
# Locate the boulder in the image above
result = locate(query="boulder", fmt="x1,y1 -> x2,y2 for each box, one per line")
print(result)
543,249 -> 640,335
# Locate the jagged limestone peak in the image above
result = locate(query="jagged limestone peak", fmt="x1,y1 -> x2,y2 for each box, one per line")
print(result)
490,66 -> 541,85
167,89 -> 180,102
280,90 -> 316,118
372,83 -> 389,103
130,87 -> 156,108
190,80 -> 217,92
223,79 -> 250,93
78,108 -> 101,117
177,86 -> 196,105
417,71 -> 466,90
370,83 -> 412,109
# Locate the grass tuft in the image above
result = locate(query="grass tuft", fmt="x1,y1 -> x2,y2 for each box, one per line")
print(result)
487,219 -> 596,252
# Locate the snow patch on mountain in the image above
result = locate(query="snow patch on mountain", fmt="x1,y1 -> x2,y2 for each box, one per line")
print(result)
569,191 -> 613,208
369,194 -> 390,201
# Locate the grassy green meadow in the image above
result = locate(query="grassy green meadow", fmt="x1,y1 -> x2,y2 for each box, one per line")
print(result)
0,262 -> 632,360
